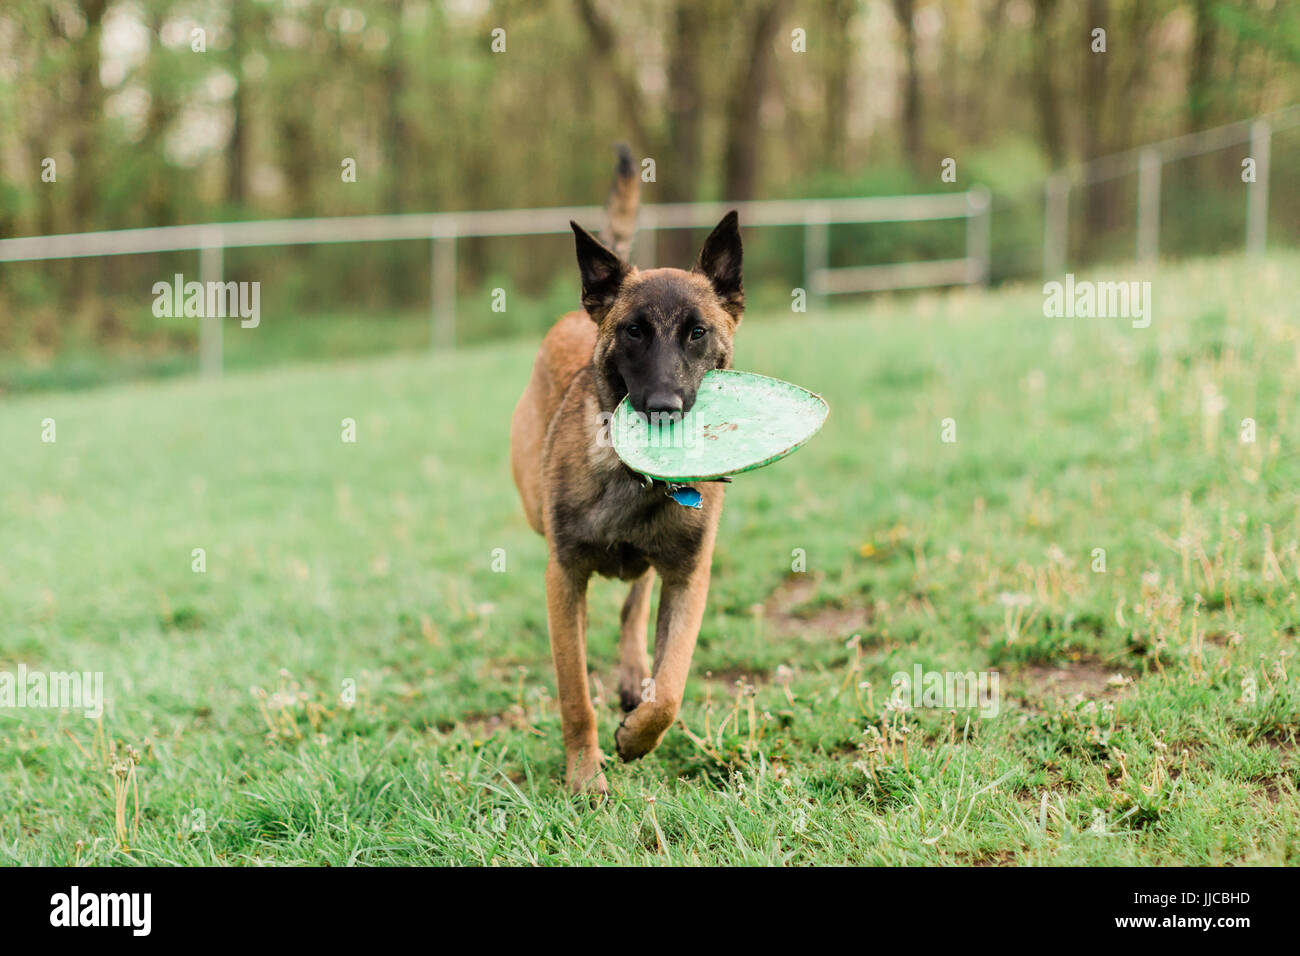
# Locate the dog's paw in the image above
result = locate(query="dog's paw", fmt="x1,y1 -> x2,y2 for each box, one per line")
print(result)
567,770 -> 609,800
617,667 -> 651,714
613,722 -> 644,762
565,748 -> 609,799
614,701 -> 675,762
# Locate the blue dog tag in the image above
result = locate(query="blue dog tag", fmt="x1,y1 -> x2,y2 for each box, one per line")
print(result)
667,485 -> 703,509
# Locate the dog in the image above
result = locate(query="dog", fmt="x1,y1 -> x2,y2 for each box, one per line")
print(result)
510,146 -> 743,794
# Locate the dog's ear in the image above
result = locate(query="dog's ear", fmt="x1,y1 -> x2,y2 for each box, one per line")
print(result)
695,210 -> 743,323
571,221 -> 629,321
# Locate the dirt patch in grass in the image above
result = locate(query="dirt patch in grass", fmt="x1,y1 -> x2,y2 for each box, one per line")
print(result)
437,706 -> 532,738
700,666 -> 772,686
760,573 -> 872,640
967,848 -> 1020,866
1258,780 -> 1291,805
1015,659 -> 1130,703
1256,731 -> 1298,754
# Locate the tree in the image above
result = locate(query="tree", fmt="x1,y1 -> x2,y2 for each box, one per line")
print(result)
892,0 -> 923,169
721,0 -> 789,202
1032,0 -> 1066,168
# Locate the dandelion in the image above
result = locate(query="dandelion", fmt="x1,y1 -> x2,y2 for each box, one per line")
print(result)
885,693 -> 911,715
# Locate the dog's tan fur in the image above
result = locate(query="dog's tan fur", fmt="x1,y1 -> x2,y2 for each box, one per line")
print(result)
510,150 -> 742,794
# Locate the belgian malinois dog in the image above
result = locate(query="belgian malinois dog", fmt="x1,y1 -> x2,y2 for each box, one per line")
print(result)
510,146 -> 743,794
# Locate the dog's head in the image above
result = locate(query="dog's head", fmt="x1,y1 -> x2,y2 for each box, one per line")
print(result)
572,211 -> 743,418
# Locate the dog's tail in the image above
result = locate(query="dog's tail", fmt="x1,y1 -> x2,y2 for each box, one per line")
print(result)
602,143 -> 639,261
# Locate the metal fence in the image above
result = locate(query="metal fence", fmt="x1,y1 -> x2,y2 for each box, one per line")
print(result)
2,103 -> 1292,378
1042,104 -> 1300,275
0,190 -> 992,377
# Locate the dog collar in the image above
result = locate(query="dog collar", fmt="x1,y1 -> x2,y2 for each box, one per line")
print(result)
624,465 -> 728,509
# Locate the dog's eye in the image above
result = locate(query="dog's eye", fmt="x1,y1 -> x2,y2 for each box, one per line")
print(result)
689,326 -> 707,341
625,323 -> 643,340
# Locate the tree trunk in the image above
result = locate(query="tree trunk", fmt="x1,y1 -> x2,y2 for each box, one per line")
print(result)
1032,0 -> 1065,168
1187,0 -> 1217,133
70,0 -> 108,232
660,2 -> 705,264
572,0 -> 658,157
141,8 -> 174,227
1080,0 -> 1109,239
226,2 -> 248,209
822,0 -> 855,171
892,0 -> 923,169
721,0 -> 788,202
68,0 -> 108,305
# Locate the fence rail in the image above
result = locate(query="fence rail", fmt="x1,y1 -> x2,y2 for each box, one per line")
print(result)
0,190 -> 991,376
1043,103 -> 1299,274
4,103 -> 1292,378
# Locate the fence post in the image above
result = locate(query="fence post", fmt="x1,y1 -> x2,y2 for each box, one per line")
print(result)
199,228 -> 223,378
803,208 -> 828,312
966,185 -> 991,286
1043,173 -> 1068,277
632,206 -> 656,269
1136,147 -> 1161,265
1247,120 -> 1271,255
431,223 -> 457,349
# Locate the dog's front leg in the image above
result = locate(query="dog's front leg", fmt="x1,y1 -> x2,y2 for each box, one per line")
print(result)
614,558 -> 711,762
545,556 -> 608,795
617,568 -> 655,713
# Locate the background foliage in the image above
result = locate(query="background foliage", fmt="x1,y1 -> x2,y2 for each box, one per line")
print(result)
1,0 -> 1299,391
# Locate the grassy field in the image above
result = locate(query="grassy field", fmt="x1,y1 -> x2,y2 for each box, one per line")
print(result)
2,253 -> 1299,866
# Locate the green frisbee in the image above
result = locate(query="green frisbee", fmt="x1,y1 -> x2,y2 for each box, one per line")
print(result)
611,369 -> 829,483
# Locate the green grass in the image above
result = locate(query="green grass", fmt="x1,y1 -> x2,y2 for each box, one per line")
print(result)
2,253 -> 1299,865
0,307 -> 436,396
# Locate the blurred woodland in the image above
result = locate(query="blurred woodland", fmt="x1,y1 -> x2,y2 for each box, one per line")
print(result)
1,0 -> 1298,369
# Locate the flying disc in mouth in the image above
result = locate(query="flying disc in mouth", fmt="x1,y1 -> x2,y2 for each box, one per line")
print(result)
610,369 -> 829,483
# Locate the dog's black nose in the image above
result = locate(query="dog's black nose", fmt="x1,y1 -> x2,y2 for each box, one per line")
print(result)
645,392 -> 683,415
